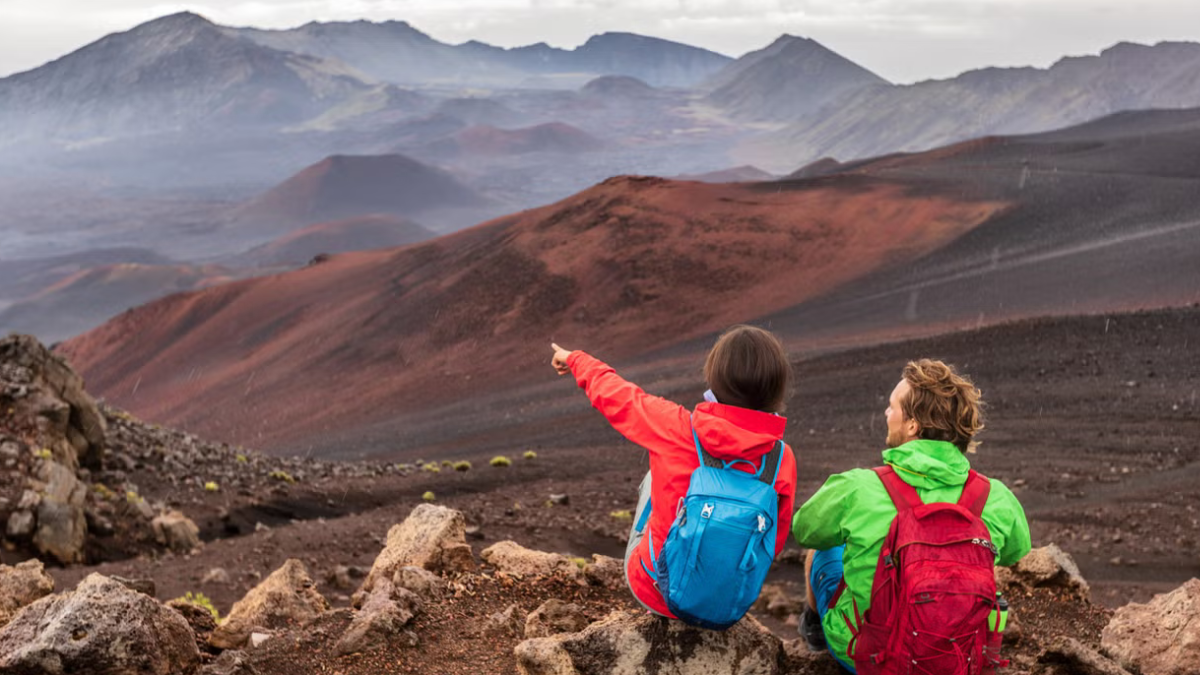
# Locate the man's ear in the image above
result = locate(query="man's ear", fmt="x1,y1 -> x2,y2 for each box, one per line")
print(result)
906,418 -> 920,440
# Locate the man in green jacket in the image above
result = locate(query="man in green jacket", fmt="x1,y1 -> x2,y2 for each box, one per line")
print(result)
792,359 -> 1031,672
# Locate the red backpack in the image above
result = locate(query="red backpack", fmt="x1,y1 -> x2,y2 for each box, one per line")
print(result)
846,466 -> 1008,675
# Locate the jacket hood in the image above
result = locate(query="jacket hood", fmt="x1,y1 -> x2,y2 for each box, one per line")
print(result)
882,439 -> 970,488
690,401 -> 786,461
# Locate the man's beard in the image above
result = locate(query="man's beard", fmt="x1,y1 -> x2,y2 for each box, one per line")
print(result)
886,428 -> 909,449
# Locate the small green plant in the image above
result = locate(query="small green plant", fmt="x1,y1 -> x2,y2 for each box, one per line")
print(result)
609,510 -> 632,521
269,470 -> 295,484
490,456 -> 512,468
93,483 -> 115,500
571,557 -> 588,570
173,591 -> 220,622
126,490 -> 143,504
422,463 -> 441,473
34,447 -> 52,460
235,454 -> 248,464
422,491 -> 436,502
453,461 -> 472,472
441,459 -> 454,467
204,481 -> 219,492
523,450 -> 538,460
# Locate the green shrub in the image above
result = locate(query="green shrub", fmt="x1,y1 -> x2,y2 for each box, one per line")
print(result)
523,450 -> 537,460
235,454 -> 248,464
609,510 -> 632,521
34,448 -> 52,460
204,481 -> 219,492
422,463 -> 441,473
453,461 -> 472,472
441,459 -> 454,467
172,591 -> 220,621
126,490 -> 143,504
269,470 -> 295,483
422,491 -> 436,502
490,456 -> 512,468
93,483 -> 116,501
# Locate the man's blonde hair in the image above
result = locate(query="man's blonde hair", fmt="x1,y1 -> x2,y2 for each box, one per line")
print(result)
900,359 -> 985,453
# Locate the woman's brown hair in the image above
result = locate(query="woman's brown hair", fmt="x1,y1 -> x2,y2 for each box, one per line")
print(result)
901,359 -> 985,453
704,325 -> 791,413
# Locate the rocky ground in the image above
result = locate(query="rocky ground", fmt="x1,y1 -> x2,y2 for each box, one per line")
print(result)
2,305 -> 1199,673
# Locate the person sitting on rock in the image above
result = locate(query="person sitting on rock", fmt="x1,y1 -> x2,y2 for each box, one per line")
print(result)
550,325 -> 797,621
792,359 -> 1031,671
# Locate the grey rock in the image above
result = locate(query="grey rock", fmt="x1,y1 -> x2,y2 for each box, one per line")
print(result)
1101,578 -> 1200,675
152,509 -> 202,552
0,559 -> 55,627
582,555 -> 624,590
6,509 -> 35,539
393,565 -> 446,601
1040,636 -> 1133,675
481,540 -> 583,583
525,599 -> 589,639
202,649 -> 258,675
0,573 -> 199,674
210,559 -> 329,650
357,504 -> 476,603
33,460 -> 88,564
335,577 -> 422,656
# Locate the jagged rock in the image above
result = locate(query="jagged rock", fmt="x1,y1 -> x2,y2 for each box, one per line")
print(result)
168,598 -> 219,654
485,603 -> 527,637
394,565 -> 446,601
0,334 -> 106,470
33,460 -> 88,564
0,559 -> 55,627
153,509 -> 202,552
210,559 -> 329,650
1101,578 -> 1200,675
357,504 -> 476,602
335,577 -> 422,655
998,544 -> 1090,599
514,609 -> 782,675
0,573 -> 199,674
583,555 -> 624,590
1039,636 -> 1133,675
202,649 -> 258,675
481,540 -> 583,582
525,599 -> 589,639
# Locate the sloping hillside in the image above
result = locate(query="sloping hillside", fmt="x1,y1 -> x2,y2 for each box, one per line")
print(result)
59,174 -> 1003,449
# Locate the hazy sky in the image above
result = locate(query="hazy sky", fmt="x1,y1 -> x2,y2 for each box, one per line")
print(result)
2,0 -> 1199,83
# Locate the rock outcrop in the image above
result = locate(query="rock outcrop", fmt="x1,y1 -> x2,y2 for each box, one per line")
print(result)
210,558 -> 329,649
152,509 -> 202,552
0,573 -> 200,674
1101,577 -> 1200,675
997,543 -> 1090,600
0,559 -> 55,627
482,540 -> 583,582
524,599 -> 589,639
514,609 -> 782,675
335,576 -> 422,655
0,334 -> 105,470
31,459 -> 88,563
357,504 -> 476,601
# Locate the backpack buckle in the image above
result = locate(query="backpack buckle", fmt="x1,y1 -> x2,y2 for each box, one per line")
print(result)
701,503 -> 714,519
757,515 -> 767,532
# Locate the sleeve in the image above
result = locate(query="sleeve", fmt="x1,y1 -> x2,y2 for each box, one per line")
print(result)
987,481 -> 1033,567
567,351 -> 691,456
792,471 -> 857,551
774,445 -> 798,555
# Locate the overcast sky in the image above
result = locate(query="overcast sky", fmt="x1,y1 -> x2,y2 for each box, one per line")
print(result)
2,0 -> 1199,83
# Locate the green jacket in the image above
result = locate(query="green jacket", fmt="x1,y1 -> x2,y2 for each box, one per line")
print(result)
792,440 -> 1031,667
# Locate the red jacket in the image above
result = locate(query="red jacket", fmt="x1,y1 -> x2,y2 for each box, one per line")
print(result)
567,351 -> 797,617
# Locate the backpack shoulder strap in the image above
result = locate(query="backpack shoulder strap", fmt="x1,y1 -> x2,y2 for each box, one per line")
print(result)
688,416 -> 785,485
756,441 -> 785,487
957,469 -> 991,517
874,465 -> 924,511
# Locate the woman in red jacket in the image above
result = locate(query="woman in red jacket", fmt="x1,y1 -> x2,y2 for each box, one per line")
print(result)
551,325 -> 797,618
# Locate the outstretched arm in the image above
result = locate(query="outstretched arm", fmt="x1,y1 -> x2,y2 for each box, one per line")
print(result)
550,343 -> 690,454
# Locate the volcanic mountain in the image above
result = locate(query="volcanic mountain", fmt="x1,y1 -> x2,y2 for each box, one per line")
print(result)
704,35 -> 888,122
235,154 -> 489,232
743,40 -> 1200,171
0,12 -> 381,144
59,171 -> 1004,450
235,21 -> 731,88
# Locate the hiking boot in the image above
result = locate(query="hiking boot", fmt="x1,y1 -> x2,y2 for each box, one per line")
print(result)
799,607 -> 827,652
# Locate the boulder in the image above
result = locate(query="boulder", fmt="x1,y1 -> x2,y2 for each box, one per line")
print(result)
1039,636 -> 1133,675
485,604 -> 527,638
0,573 -> 200,674
1101,578 -> 1200,675
0,559 -> 55,627
998,543 -> 1090,600
582,554 -> 624,590
514,609 -> 782,675
210,559 -> 329,650
202,649 -> 258,675
0,334 -> 106,470
357,504 -> 475,601
33,460 -> 88,564
335,577 -> 422,656
481,540 -> 583,582
153,510 -> 202,552
525,599 -> 589,639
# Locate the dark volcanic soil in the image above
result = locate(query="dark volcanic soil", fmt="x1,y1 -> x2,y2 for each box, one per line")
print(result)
19,305 -> 1199,673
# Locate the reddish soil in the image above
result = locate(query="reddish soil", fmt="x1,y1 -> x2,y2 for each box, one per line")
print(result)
59,174 -> 1003,450
238,214 -> 435,267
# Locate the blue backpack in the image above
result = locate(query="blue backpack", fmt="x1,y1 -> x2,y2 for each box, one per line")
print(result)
643,417 -> 785,630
